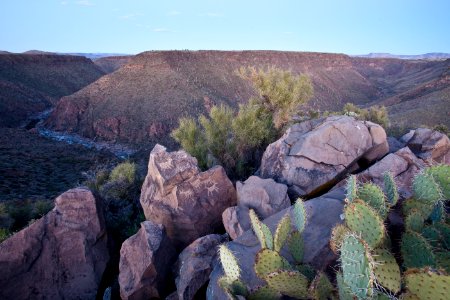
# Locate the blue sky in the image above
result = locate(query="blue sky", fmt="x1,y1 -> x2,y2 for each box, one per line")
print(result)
0,0 -> 449,55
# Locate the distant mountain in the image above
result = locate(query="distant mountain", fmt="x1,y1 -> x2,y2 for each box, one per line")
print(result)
354,52 -> 450,60
0,53 -> 105,127
45,50 -> 450,148
64,53 -> 131,60
93,56 -> 132,73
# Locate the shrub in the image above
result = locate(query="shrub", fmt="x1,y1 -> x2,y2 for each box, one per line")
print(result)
32,200 -> 53,218
433,124 -> 449,136
109,162 -> 136,185
0,228 -> 10,243
343,102 -> 390,128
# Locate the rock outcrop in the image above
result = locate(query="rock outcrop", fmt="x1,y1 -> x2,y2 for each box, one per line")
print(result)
0,188 -> 109,300
174,234 -> 228,300
119,221 -> 176,300
403,128 -> 450,164
260,116 -> 389,197
222,176 -> 290,239
207,188 -> 346,299
140,144 -> 236,248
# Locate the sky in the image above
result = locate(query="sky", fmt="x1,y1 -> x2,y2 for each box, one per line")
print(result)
0,0 -> 449,55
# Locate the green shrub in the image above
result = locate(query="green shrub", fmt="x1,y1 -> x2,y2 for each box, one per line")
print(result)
343,102 -> 390,128
109,162 -> 136,185
433,124 -> 449,136
32,200 -> 53,218
0,228 -> 10,243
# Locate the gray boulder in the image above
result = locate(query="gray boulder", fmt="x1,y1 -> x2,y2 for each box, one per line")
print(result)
405,128 -> 450,164
260,116 -> 388,197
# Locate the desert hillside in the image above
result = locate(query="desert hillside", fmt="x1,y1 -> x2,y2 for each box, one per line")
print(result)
0,53 -> 105,127
45,51 -> 450,146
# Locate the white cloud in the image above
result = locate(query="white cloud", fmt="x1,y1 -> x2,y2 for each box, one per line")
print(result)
167,11 -> 182,16
119,13 -> 144,20
198,12 -> 223,18
76,0 -> 95,6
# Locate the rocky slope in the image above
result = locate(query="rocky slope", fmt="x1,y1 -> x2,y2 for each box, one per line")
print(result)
0,53 -> 105,127
45,51 -> 450,147
94,56 -> 132,73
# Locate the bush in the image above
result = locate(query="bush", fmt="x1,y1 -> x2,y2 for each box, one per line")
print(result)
433,124 -> 449,136
0,228 -> 10,243
109,162 -> 136,185
343,103 -> 390,128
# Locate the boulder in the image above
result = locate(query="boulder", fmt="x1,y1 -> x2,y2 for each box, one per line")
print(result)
140,144 -> 236,249
174,234 -> 228,300
0,188 -> 109,300
223,176 -> 290,240
207,188 -> 346,300
119,221 -> 176,300
357,147 -> 426,199
405,128 -> 450,164
260,116 -> 388,197
387,136 -> 405,153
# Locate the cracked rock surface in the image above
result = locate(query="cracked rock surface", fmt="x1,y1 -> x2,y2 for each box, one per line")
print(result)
260,116 -> 389,197
140,144 -> 236,249
0,188 -> 109,300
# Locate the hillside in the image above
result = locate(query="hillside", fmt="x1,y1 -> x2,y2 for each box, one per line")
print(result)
93,56 -> 132,73
45,51 -> 449,147
0,54 -> 105,127
355,52 -> 450,60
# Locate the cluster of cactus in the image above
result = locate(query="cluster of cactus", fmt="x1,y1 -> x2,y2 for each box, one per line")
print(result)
333,165 -> 449,299
219,199 -> 334,299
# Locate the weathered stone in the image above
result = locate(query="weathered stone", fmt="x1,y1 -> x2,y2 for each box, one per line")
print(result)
119,221 -> 176,300
175,234 -> 228,300
0,188 -> 109,300
406,128 -> 450,163
140,144 -> 236,249
207,188 -> 346,300
260,116 -> 388,197
388,136 -> 405,153
222,206 -> 246,240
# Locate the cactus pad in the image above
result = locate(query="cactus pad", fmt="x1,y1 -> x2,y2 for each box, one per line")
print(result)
344,199 -> 385,248
402,198 -> 434,220
425,165 -> 450,199
261,223 -> 274,250
405,209 -> 425,233
436,251 -> 450,273
336,271 -> 354,300
383,171 -> 399,206
358,183 -> 389,218
248,285 -> 280,300
309,272 -> 333,300
219,245 -> 241,282
274,213 -> 291,252
429,201 -> 445,223
330,224 -> 350,254
254,249 -> 291,279
265,270 -> 309,299
401,231 -> 436,269
288,231 -> 304,263
434,222 -> 450,250
292,199 -> 307,233
295,264 -> 316,282
346,175 -> 358,203
421,225 -> 442,248
372,248 -> 401,293
250,209 -> 273,249
413,172 -> 443,204
340,234 -> 373,299
404,268 -> 450,300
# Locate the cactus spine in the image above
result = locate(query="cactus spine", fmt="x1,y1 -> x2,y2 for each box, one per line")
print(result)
346,175 -> 358,203
383,171 -> 399,206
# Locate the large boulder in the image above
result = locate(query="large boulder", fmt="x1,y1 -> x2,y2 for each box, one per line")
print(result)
140,144 -> 236,249
0,188 -> 109,300
119,221 -> 176,300
260,116 -> 389,197
223,176 -> 290,239
174,234 -> 228,300
403,128 -> 450,164
207,188 -> 346,300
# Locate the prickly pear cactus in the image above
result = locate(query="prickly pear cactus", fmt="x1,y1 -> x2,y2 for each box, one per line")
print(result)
358,183 -> 389,219
436,251 -> 450,273
383,171 -> 399,206
265,270 -> 309,299
249,209 -> 273,249
336,271 -> 354,300
274,214 -> 291,252
292,199 -> 307,233
434,222 -> 450,249
218,277 -> 248,297
295,264 -> 316,281
405,209 -> 425,233
309,271 -> 334,300
421,225 -> 442,247
344,199 -> 385,248
330,224 -> 351,254
340,234 -> 373,299
371,248 -> 401,293
288,231 -> 304,263
404,268 -> 450,300
425,165 -> 450,199
261,223 -> 274,250
219,245 -> 241,282
429,201 -> 445,223
254,248 -> 291,278
346,175 -> 358,203
248,285 -> 280,300
401,231 -> 436,269
413,172 -> 443,204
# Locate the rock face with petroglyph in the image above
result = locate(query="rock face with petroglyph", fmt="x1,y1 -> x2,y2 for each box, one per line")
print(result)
260,116 -> 389,197
140,144 -> 236,248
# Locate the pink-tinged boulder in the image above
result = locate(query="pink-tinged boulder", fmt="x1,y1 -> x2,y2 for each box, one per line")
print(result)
0,188 -> 109,300
223,176 -> 290,240
260,116 -> 389,197
174,234 -> 228,300
207,188 -> 346,300
119,221 -> 176,300
140,144 -> 236,249
405,128 -> 450,164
